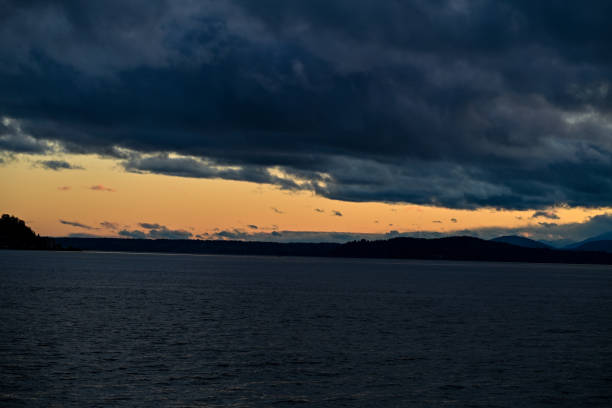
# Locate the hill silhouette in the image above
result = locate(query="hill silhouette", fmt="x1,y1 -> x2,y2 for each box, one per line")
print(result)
572,240 -> 612,253
0,214 -> 59,250
490,235 -> 550,249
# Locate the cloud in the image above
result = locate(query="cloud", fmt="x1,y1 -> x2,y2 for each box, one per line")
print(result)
247,224 -> 258,229
59,219 -> 95,230
66,233 -> 104,238
100,221 -> 119,230
147,227 -> 192,239
314,208 -> 324,213
36,160 -> 83,171
271,207 -> 284,214
121,223 -> 193,239
531,210 -> 560,220
139,223 -> 162,229
58,186 -> 71,191
199,212 -> 612,244
2,2 -> 612,209
118,229 -> 147,239
450,218 -> 458,223
332,210 -> 343,217
433,220 -> 442,223
90,185 -> 115,192
0,117 -> 55,154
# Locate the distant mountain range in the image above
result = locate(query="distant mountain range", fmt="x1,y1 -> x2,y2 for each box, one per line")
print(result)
570,240 -> 612,253
491,234 -> 612,254
490,235 -> 551,249
563,231 -> 612,250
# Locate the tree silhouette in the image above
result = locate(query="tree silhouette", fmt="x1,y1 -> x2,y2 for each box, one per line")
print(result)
0,214 -> 59,250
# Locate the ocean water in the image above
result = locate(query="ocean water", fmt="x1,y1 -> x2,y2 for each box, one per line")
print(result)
1,250 -> 611,407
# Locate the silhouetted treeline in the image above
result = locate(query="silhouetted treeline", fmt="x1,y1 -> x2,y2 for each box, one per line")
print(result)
0,214 -> 60,250
55,236 -> 612,265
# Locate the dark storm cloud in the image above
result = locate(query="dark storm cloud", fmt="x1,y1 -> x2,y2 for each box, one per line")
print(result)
2,1 -> 612,209
36,159 -> 83,171
59,219 -> 95,230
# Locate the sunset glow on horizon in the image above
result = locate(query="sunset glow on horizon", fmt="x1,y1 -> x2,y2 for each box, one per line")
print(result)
2,152 -> 610,242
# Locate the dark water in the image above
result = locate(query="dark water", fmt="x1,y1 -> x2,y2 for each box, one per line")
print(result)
1,251 -> 611,407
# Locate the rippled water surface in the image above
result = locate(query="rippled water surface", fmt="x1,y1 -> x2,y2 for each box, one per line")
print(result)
1,250 -> 612,407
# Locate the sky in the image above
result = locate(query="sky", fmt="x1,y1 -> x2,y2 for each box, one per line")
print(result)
1,0 -> 612,244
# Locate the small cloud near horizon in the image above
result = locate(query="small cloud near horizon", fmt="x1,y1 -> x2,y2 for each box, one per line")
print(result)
532,211 -> 560,220
100,221 -> 119,230
90,185 -> 115,192
139,222 -> 162,229
120,223 -> 193,239
314,208 -> 324,213
247,224 -> 258,229
58,186 -> 71,191
332,210 -> 343,217
36,160 -> 83,171
271,207 -> 284,214
66,232 -> 104,238
59,219 -> 96,230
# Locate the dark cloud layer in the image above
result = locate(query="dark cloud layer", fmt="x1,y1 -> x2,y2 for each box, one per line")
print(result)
2,1 -> 612,208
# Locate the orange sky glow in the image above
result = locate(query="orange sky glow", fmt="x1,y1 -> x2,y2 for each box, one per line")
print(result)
1,152 -> 608,239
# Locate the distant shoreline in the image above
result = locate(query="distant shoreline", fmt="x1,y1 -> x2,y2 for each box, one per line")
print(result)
41,236 -> 612,266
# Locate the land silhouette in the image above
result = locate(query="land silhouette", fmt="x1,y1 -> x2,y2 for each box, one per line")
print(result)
57,236 -> 612,265
0,214 -> 60,250
4,214 -> 612,264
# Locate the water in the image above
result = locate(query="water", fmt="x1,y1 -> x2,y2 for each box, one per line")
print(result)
1,250 -> 611,407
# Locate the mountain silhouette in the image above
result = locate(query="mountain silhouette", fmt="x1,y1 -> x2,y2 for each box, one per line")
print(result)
490,235 -> 550,249
572,240 -> 612,253
564,231 -> 612,249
